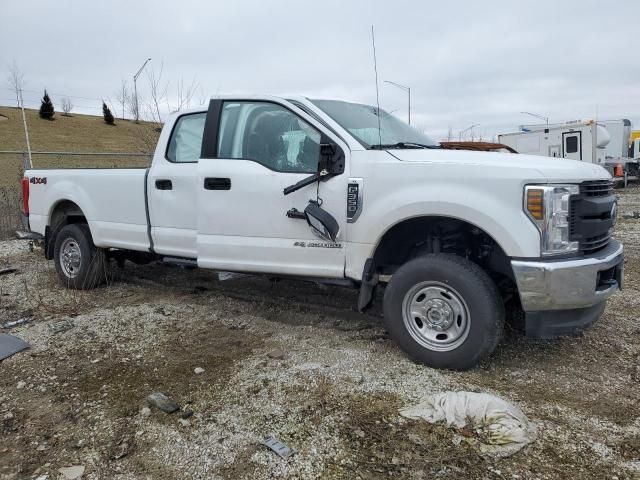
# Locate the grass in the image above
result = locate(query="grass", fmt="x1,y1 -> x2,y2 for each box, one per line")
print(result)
0,106 -> 159,186
0,107 -> 159,237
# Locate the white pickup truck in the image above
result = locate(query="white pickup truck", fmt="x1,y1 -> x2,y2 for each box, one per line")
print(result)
21,95 -> 624,370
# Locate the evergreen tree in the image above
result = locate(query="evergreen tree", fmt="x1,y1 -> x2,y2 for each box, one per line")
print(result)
39,90 -> 55,119
102,102 -> 115,125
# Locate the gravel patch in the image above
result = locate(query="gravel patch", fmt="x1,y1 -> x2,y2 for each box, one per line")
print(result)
1,186 -> 640,479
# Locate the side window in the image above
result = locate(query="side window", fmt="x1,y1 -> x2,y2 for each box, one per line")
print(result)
217,102 -> 320,173
166,112 -> 206,163
565,135 -> 579,154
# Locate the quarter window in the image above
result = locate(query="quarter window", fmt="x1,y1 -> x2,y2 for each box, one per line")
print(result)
166,112 -> 207,163
217,102 -> 321,173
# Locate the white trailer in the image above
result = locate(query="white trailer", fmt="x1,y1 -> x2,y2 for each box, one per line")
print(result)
600,119 -> 632,159
498,120 -> 610,165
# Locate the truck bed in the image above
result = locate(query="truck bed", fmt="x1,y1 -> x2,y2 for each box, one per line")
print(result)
27,168 -> 151,252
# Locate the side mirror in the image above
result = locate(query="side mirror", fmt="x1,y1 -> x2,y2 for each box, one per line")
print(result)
304,201 -> 339,242
319,139 -> 345,175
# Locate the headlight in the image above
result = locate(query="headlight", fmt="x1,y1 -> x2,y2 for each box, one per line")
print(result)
524,184 -> 579,256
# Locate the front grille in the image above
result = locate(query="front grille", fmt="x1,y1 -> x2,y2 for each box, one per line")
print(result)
570,181 -> 615,254
579,180 -> 613,197
580,232 -> 611,253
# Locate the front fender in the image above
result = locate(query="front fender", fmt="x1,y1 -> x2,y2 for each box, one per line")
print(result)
345,182 -> 540,280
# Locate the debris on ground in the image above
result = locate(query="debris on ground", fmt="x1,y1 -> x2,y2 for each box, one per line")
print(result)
0,333 -> 29,361
194,367 -> 205,374
58,465 -> 85,479
1,316 -> 31,329
622,211 -> 640,219
147,392 -> 180,413
261,435 -> 297,459
47,318 -> 75,334
400,391 -> 537,458
0,267 -> 18,276
266,350 -> 286,360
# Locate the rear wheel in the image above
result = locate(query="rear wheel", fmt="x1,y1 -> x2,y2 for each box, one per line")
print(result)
383,254 -> 504,370
53,223 -> 106,289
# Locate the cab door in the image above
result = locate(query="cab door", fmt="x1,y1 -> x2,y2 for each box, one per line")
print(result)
147,112 -> 206,258
196,99 -> 348,277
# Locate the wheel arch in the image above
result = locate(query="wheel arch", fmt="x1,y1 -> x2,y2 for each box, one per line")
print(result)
45,199 -> 90,260
370,214 -> 514,281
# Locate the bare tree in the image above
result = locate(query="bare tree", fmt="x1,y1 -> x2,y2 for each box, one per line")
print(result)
196,86 -> 208,106
446,127 -> 453,141
6,60 -> 25,106
114,79 -> 129,120
174,76 -> 199,111
146,63 -> 169,123
61,97 -> 73,116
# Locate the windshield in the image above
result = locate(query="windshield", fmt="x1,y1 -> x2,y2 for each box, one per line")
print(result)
311,99 -> 439,149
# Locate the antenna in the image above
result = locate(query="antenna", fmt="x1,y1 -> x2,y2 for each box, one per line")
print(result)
371,25 -> 382,146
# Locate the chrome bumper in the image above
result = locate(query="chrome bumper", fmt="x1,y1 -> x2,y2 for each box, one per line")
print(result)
511,240 -> 624,311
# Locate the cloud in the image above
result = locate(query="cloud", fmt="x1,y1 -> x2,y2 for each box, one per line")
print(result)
1,0 -> 639,140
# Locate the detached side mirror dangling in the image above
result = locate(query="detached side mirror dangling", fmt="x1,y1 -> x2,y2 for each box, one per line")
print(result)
304,201 -> 339,242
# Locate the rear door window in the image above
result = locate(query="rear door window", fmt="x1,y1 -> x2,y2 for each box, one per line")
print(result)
166,112 -> 207,163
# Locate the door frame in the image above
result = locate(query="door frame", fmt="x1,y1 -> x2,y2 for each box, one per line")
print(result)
562,131 -> 582,160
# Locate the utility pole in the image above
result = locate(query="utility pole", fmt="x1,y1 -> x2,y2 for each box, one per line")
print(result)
19,89 -> 32,169
133,58 -> 152,122
384,80 -> 411,125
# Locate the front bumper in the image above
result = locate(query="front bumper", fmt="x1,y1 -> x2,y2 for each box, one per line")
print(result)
511,239 -> 624,312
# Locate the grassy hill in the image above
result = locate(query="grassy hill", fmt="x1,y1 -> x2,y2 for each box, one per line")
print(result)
0,107 -> 159,187
0,107 -> 160,236
0,106 -> 159,152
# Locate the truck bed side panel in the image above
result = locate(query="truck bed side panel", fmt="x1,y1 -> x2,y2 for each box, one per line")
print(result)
27,168 -> 150,252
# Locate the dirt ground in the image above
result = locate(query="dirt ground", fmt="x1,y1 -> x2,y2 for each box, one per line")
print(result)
1,187 -> 639,480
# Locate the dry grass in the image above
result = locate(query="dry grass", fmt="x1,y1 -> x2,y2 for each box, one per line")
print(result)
0,106 -> 158,189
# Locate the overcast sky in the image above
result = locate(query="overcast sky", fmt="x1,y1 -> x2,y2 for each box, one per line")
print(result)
1,0 -> 639,140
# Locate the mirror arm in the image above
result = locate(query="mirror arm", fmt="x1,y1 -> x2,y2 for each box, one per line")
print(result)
283,170 -> 331,196
283,173 -> 320,195
286,207 -> 306,219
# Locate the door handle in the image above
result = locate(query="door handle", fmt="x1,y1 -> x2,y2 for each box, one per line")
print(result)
204,177 -> 231,190
155,179 -> 172,190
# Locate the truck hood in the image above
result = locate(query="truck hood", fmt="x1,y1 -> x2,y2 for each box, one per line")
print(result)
390,149 -> 611,183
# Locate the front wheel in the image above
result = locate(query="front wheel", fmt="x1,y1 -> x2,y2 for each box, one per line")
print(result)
53,223 -> 107,289
383,254 -> 504,370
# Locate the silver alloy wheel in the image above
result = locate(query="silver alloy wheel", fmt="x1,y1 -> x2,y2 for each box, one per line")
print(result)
60,238 -> 82,278
401,281 -> 471,352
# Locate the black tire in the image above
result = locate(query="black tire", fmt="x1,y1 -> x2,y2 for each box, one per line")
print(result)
383,254 -> 504,370
53,223 -> 107,290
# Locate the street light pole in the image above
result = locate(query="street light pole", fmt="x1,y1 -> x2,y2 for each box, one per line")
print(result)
520,111 -> 549,125
133,57 -> 152,122
384,80 -> 411,125
459,123 -> 479,141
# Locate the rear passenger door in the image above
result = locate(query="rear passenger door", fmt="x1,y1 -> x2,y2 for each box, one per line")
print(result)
148,112 -> 206,258
196,99 -> 348,277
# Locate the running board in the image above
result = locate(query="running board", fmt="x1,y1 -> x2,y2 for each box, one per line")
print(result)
161,256 -> 198,268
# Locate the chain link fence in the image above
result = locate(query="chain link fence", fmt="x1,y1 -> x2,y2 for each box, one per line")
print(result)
0,151 -> 152,239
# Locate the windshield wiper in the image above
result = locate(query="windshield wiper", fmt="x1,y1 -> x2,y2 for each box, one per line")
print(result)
369,142 -> 440,150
